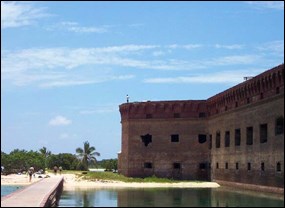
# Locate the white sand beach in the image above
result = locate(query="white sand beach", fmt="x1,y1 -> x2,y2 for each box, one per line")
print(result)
1,173 -> 43,185
1,173 -> 220,190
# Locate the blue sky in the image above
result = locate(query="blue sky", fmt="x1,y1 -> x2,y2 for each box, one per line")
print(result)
1,1 -> 284,159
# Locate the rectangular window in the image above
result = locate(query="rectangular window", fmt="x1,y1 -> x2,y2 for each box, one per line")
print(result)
247,163 -> 251,171
144,162 -> 152,169
199,163 -> 206,170
275,117 -> 284,135
225,131 -> 230,147
216,163 -> 219,169
174,113 -> 180,118
146,114 -> 152,119
225,162 -> 228,169
173,163 -> 181,169
236,162 -> 239,170
247,98 -> 250,104
261,162 -> 265,171
246,127 -> 253,145
216,132 -> 221,148
199,112 -> 206,118
171,134 -> 179,142
235,129 -> 241,146
260,124 -> 267,143
277,162 -> 281,172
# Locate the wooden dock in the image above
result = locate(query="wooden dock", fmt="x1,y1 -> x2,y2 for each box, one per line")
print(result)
1,176 -> 64,207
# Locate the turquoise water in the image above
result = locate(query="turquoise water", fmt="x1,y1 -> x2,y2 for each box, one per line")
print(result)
58,186 -> 284,207
1,185 -> 24,197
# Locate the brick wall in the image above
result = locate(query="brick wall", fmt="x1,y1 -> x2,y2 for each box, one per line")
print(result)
118,64 -> 284,188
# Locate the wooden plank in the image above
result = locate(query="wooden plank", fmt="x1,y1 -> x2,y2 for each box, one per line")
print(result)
1,176 -> 64,207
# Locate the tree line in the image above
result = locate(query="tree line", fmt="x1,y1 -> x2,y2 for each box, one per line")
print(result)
1,141 -> 117,174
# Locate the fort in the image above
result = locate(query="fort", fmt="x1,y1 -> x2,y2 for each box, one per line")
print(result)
118,64 -> 284,192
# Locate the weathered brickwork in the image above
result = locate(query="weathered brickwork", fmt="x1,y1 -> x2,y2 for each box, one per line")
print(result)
118,64 -> 284,188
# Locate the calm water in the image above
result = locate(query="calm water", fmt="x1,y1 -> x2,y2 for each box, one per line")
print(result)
58,186 -> 284,207
1,185 -> 24,197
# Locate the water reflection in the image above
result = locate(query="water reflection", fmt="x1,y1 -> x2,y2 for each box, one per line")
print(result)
58,187 -> 284,207
117,188 -> 212,207
60,189 -> 117,207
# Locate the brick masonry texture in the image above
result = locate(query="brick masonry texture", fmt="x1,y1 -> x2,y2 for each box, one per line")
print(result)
118,64 -> 284,189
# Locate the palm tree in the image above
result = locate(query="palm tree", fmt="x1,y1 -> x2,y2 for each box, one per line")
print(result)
76,141 -> 100,170
39,147 -> 51,170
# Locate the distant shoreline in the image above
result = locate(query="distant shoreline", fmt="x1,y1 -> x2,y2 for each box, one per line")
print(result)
1,173 -> 220,189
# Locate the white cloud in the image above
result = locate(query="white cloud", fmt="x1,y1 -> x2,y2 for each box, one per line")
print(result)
49,116 -> 72,126
1,1 -> 49,29
94,45 -> 159,53
144,70 -> 261,85
246,1 -> 284,10
2,46 -> 142,88
152,50 -> 167,57
257,40 -> 284,56
167,44 -> 202,49
183,44 -> 203,50
1,42 -> 279,88
215,44 -> 244,50
1,45 -> 256,75
39,75 -> 134,88
206,55 -> 259,66
40,80 -> 99,88
47,21 -> 108,33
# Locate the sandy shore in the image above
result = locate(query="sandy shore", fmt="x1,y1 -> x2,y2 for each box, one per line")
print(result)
1,174 -> 43,186
1,173 -> 220,190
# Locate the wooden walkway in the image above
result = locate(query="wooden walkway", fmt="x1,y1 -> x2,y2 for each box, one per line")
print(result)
1,176 -> 64,207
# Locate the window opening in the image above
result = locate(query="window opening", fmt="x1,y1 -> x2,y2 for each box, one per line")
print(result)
141,134 -> 152,146
235,129 -> 241,146
198,134 -> 207,143
173,163 -> 181,169
225,131 -> 230,147
209,135 -> 212,149
199,112 -> 206,118
199,163 -> 206,170
171,134 -> 179,142
247,163 -> 251,171
146,114 -> 153,119
260,124 -> 267,143
277,162 -> 281,172
174,113 -> 180,118
275,117 -> 284,135
261,162 -> 265,171
216,131 -> 221,148
246,127 -> 253,145
144,162 -> 152,169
